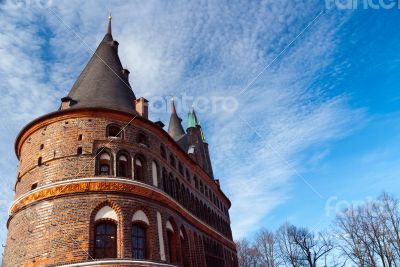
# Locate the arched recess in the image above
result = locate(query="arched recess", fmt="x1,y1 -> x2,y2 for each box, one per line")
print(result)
132,210 -> 150,260
151,161 -> 159,187
168,173 -> 175,198
137,132 -> 149,146
162,168 -> 169,194
106,124 -> 124,139
180,226 -> 190,267
116,151 -> 131,178
95,148 -> 113,176
165,218 -> 180,264
134,154 -> 146,182
91,204 -> 121,259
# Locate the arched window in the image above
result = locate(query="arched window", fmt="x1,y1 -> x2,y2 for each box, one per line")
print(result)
98,152 -> 111,176
194,176 -> 199,189
169,154 -> 176,168
137,133 -> 148,146
178,162 -> 183,175
131,210 -> 149,259
94,222 -> 117,259
168,174 -> 175,198
160,145 -> 166,159
132,224 -> 146,259
162,168 -> 169,194
166,221 -> 177,264
134,157 -> 144,181
117,154 -> 129,177
180,227 -> 190,267
185,169 -> 190,182
107,124 -> 123,139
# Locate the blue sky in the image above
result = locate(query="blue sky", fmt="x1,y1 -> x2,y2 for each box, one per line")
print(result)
1,0 -> 400,250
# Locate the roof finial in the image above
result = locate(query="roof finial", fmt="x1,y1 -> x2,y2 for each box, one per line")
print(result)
171,96 -> 176,114
106,13 -> 112,35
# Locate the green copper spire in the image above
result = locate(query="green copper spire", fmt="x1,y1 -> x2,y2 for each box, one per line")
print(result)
187,107 -> 199,128
187,107 -> 207,143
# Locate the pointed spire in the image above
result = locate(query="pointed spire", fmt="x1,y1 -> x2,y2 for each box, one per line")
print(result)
64,16 -> 136,114
187,106 -> 199,129
171,96 -> 177,114
168,97 -> 186,141
106,13 -> 112,35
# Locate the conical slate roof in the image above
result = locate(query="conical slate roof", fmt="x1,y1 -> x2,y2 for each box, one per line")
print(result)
168,97 -> 186,140
65,16 -> 136,114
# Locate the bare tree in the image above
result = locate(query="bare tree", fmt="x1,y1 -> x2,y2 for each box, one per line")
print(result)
276,223 -> 304,267
335,193 -> 400,267
235,193 -> 400,267
276,223 -> 334,267
236,238 -> 259,267
255,229 -> 281,267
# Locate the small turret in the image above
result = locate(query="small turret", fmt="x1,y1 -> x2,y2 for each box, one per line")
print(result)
187,107 -> 199,129
167,97 -> 186,141
186,107 -> 214,178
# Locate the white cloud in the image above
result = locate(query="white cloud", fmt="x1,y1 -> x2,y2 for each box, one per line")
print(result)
0,0 -> 363,247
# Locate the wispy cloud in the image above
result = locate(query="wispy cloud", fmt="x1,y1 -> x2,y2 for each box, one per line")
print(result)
0,0 -> 364,246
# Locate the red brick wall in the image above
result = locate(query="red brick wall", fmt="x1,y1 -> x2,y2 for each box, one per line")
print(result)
4,110 -> 238,267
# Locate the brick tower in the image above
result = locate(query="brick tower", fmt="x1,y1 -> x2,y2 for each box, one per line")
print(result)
2,16 -> 238,267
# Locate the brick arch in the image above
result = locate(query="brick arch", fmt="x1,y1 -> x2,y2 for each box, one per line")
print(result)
89,201 -> 124,259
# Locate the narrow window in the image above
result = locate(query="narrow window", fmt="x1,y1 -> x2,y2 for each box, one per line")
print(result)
186,169 -> 190,182
137,133 -> 148,146
132,224 -> 146,259
94,222 -> 117,259
167,229 -> 176,263
38,157 -> 42,166
77,147 -> 82,155
178,162 -> 183,175
98,153 -> 111,175
107,125 -> 123,138
160,145 -> 166,159
134,158 -> 144,181
194,176 -> 199,189
169,154 -> 175,168
40,144 -> 44,150
117,154 -> 128,177
78,134 -> 83,141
